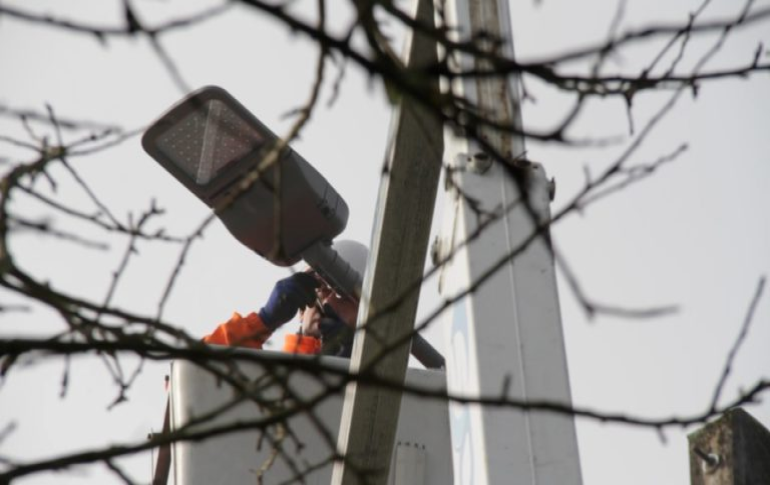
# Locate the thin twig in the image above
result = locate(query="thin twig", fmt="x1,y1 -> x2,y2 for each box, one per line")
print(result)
709,276 -> 766,411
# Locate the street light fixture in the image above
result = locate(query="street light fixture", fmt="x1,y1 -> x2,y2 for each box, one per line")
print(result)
142,86 -> 348,269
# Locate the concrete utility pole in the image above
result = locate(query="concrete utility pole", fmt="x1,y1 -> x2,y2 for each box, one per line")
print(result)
331,0 -> 443,483
435,0 -> 583,483
689,407 -> 770,485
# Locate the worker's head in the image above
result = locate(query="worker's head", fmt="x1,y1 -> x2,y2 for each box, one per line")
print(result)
300,240 -> 368,338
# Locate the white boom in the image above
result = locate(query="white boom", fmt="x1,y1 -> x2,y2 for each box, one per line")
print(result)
435,0 -> 583,483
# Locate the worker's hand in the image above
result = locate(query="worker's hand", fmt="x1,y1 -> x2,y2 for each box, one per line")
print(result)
258,272 -> 320,330
319,309 -> 355,358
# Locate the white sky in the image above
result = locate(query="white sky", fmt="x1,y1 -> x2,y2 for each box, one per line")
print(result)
1,0 -> 768,484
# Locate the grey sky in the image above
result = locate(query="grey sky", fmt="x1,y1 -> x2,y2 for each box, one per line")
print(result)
1,0 -> 768,484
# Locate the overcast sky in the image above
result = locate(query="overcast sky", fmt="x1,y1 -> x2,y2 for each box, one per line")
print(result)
1,0 -> 769,484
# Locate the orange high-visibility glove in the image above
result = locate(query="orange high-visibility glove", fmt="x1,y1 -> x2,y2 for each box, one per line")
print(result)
203,312 -> 272,349
283,333 -> 322,355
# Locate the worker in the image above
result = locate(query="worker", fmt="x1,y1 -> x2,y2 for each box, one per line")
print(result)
203,240 -> 368,357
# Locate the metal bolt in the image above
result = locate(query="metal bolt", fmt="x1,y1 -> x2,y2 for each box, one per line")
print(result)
694,447 -> 721,473
468,152 -> 492,173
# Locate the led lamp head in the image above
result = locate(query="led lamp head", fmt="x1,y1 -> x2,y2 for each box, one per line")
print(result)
142,86 -> 348,266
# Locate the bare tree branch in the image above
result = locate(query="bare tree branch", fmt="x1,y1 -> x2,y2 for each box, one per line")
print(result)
709,276 -> 766,411
0,2 -> 767,483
